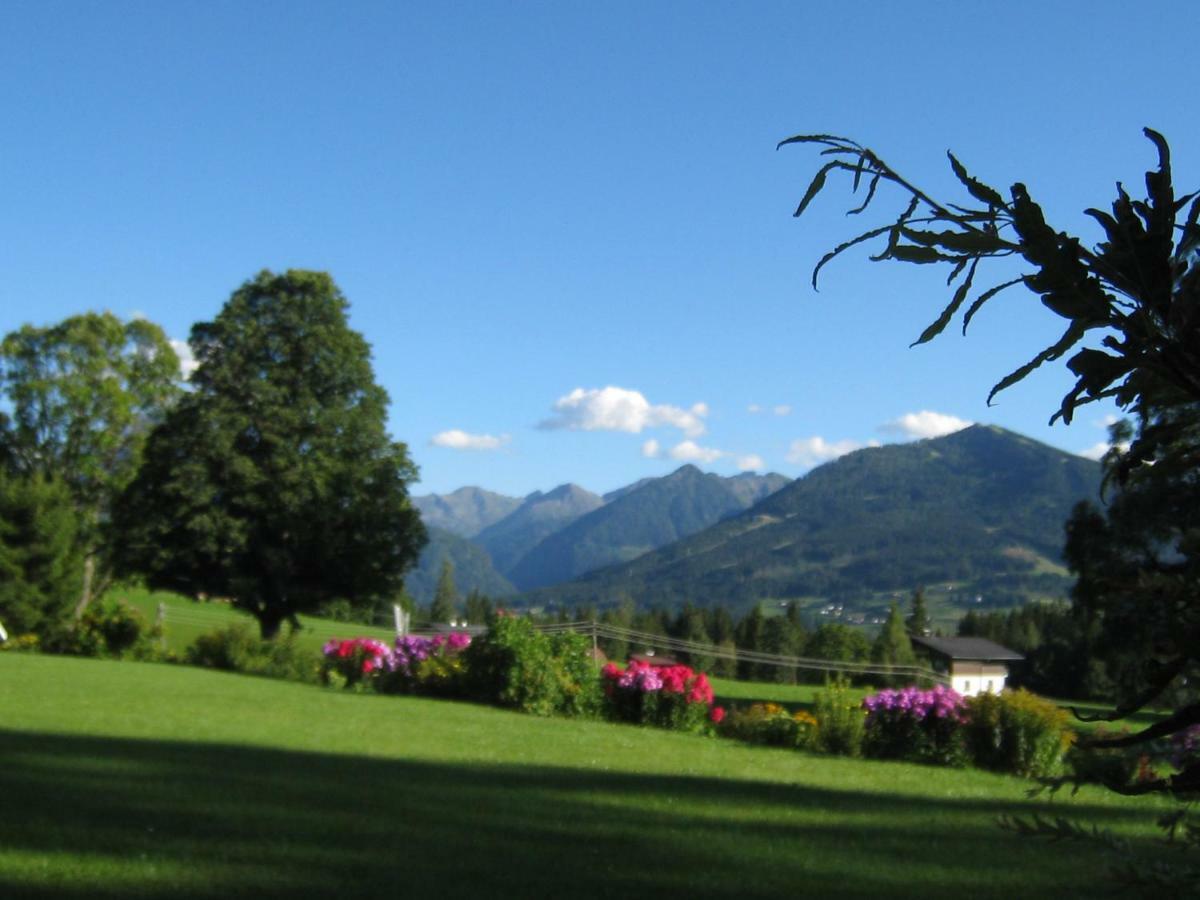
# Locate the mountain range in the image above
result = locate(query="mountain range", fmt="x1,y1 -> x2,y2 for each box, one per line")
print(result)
407,426 -> 1102,617
524,425 -> 1101,618
407,469 -> 789,602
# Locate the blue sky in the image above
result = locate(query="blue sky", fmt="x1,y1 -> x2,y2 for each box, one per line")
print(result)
2,1 -> 1196,497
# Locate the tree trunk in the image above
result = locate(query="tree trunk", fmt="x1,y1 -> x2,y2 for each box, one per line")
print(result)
259,611 -> 284,641
73,554 -> 95,620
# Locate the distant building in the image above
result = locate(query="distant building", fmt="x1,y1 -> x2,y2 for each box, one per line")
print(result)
909,635 -> 1024,697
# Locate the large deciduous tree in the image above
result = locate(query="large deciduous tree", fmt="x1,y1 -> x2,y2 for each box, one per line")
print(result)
0,312 -> 181,611
783,129 -> 1200,794
113,270 -> 427,639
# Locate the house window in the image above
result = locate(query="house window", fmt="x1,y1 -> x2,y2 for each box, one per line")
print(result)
987,680 -> 995,692
964,680 -> 971,693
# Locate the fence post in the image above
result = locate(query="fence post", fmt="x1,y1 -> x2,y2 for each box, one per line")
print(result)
592,620 -> 599,671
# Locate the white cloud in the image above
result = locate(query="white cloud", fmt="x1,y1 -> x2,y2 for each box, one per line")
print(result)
737,454 -> 766,472
430,430 -> 510,451
667,440 -> 724,463
786,436 -> 878,468
879,410 -> 972,440
540,386 -> 707,438
641,439 -> 661,458
170,339 -> 198,379
748,403 -> 791,417
1079,441 -> 1129,461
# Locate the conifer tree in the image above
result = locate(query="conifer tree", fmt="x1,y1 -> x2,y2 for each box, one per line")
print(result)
430,559 -> 458,623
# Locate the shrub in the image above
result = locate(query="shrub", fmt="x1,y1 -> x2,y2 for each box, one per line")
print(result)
1067,724 -> 1160,789
862,683 -> 969,767
372,633 -> 472,697
963,689 -> 1075,778
812,676 -> 865,757
187,624 -> 321,683
600,659 -> 718,733
720,702 -> 818,750
321,637 -> 394,690
463,616 -> 599,717
0,632 -> 40,653
46,598 -> 161,660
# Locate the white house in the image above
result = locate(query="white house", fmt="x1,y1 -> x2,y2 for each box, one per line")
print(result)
909,635 -> 1023,697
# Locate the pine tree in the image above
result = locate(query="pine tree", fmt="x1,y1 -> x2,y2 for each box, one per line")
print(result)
430,560 -> 458,623
906,588 -> 932,636
872,602 -> 918,685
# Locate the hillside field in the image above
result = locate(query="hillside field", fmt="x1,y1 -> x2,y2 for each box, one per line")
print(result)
1,653 -> 1178,899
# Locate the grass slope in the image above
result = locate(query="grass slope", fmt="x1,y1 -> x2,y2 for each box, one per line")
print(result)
1,654 -> 1175,899
114,586 -> 396,654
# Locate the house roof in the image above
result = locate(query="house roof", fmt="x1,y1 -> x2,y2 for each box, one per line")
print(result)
909,634 -> 1024,662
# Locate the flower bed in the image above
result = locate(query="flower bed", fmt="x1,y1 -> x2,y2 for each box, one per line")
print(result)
321,633 -> 471,694
719,702 -> 817,749
601,660 -> 723,733
862,684 -> 969,766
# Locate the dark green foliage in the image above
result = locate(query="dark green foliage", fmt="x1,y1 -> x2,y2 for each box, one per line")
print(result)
958,603 -> 1111,700
0,472 -> 83,636
963,690 -> 1074,778
405,526 -> 515,607
1060,408 -> 1200,769
734,604 -> 769,680
781,131 -> 1200,453
464,589 -> 494,626
805,623 -> 871,682
532,426 -> 1100,613
0,313 -> 181,526
905,589 -> 931,637
0,312 -> 181,607
872,603 -> 917,684
674,606 -> 715,673
862,706 -> 968,769
812,676 -> 865,757
508,466 -> 789,591
762,608 -> 806,684
719,703 -> 817,750
112,271 -> 426,639
429,559 -> 459,623
46,598 -> 159,660
786,128 -> 1200,798
185,624 -> 321,683
462,616 -> 600,717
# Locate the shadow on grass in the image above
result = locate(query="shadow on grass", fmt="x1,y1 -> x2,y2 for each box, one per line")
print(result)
0,728 -> 1168,899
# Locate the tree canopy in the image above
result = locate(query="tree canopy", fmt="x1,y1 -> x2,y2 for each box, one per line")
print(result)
0,312 -> 181,607
113,270 -> 426,638
784,128 -> 1200,794
781,128 -> 1199,477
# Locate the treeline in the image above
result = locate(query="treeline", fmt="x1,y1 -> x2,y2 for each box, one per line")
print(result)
432,586 -> 923,685
1,272 -> 428,646
956,604 -> 1110,701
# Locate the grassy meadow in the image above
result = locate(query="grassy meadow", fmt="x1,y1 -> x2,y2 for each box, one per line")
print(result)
113,586 -> 396,655
1,652 -> 1180,899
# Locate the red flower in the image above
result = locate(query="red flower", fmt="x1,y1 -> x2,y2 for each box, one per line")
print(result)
709,706 -> 726,724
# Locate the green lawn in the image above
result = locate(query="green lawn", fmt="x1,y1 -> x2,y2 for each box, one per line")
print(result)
0,653 -> 1178,899
111,586 -> 397,654
711,676 -> 868,711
